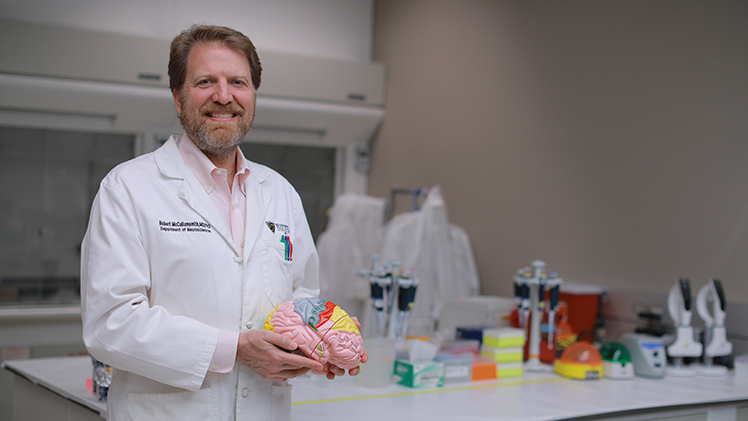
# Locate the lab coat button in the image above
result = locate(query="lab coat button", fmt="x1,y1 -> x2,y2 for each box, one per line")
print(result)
241,388 -> 249,398
246,321 -> 254,329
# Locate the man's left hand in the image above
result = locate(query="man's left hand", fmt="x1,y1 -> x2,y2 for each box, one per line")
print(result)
322,316 -> 369,380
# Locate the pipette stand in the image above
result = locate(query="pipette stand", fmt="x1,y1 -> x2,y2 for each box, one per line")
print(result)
666,325 -> 701,377
699,325 -> 731,376
516,260 -> 562,372
695,278 -> 731,377
359,256 -> 419,347
665,278 -> 702,377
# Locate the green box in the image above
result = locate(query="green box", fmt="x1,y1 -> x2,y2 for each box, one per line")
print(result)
393,360 -> 445,388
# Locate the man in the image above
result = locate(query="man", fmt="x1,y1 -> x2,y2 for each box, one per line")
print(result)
81,25 -> 365,421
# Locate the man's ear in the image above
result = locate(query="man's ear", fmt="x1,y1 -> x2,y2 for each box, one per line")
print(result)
172,89 -> 182,115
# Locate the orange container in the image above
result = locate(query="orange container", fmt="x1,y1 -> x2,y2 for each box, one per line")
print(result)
559,284 -> 605,343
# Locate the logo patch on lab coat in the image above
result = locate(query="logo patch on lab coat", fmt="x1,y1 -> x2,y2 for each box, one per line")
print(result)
265,221 -> 290,235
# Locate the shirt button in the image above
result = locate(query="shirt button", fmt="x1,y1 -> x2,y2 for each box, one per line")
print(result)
212,363 -> 219,370
231,205 -> 236,210
240,242 -> 244,248
241,388 -> 249,398
206,186 -> 213,192
246,321 -> 254,329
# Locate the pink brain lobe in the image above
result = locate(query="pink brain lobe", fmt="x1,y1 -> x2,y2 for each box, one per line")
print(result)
264,298 -> 364,370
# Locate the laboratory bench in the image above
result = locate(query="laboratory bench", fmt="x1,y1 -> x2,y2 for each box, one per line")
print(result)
3,356 -> 748,421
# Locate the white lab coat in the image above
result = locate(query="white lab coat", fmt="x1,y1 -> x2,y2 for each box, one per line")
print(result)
81,135 -> 319,421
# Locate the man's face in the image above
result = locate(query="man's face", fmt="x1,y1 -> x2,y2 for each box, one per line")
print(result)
173,41 -> 256,159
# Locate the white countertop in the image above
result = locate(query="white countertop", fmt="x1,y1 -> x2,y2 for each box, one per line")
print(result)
4,356 -> 748,421
291,366 -> 748,420
2,356 -> 106,418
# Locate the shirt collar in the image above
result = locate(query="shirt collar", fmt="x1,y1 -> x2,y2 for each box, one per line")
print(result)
177,133 -> 251,195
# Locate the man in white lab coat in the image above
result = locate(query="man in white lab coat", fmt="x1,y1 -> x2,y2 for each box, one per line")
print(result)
81,25 -> 365,421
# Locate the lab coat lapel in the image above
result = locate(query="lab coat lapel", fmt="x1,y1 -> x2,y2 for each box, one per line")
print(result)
155,136 -> 235,253
243,164 -> 271,262
177,175 -> 235,251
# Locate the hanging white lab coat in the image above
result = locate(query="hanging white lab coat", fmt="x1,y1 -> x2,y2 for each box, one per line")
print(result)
380,185 -> 479,324
81,136 -> 319,421
317,194 -> 386,319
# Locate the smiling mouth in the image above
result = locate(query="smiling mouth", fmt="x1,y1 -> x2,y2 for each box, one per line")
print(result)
206,112 -> 238,119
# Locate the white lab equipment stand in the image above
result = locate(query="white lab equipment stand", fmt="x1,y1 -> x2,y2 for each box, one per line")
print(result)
516,260 -> 562,372
696,279 -> 732,376
666,278 -> 702,377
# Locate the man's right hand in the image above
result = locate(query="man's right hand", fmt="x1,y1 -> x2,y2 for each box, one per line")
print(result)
236,329 -> 324,382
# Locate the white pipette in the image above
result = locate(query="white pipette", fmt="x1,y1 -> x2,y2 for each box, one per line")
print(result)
695,278 -> 732,376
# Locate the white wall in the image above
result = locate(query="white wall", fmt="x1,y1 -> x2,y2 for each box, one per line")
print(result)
371,0 -> 748,304
0,0 -> 374,61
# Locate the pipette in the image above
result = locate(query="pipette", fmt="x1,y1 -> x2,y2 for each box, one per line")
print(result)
395,268 -> 419,344
369,263 -> 390,338
546,272 -> 562,349
695,278 -> 732,376
665,278 -> 702,377
385,260 -> 402,340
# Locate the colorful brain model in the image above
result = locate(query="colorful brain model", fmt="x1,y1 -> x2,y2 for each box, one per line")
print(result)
264,298 -> 364,370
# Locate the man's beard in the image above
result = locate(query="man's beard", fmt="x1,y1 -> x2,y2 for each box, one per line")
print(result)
179,97 -> 253,160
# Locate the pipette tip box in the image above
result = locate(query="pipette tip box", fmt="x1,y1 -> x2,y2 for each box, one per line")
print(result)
471,358 -> 498,381
497,362 -> 524,378
481,327 -> 525,349
480,346 -> 524,363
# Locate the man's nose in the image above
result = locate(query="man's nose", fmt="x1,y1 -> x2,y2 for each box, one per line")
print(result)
212,80 -> 232,104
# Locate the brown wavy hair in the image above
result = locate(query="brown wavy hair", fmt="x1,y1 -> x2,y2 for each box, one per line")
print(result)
168,25 -> 262,92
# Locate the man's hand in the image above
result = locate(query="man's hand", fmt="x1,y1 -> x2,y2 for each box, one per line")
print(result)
236,329 -> 324,382
321,315 -> 370,380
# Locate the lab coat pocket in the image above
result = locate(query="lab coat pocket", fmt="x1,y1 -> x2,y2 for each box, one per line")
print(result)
262,240 -> 294,307
126,388 -> 218,421
271,382 -> 292,421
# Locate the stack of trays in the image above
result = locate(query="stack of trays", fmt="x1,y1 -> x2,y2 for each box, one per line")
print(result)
480,327 -> 525,378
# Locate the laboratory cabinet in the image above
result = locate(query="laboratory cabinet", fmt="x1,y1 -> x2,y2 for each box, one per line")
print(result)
3,356 -> 748,421
11,376 -> 100,421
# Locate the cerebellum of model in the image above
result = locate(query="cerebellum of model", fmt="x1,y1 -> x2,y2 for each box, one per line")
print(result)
264,298 -> 364,370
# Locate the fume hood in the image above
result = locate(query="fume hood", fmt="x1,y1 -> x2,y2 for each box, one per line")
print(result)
0,19 -> 386,307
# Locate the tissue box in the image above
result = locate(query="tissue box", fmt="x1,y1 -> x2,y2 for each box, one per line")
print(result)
393,360 -> 445,388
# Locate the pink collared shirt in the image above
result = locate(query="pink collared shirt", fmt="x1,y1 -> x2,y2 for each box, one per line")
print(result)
178,134 -> 248,373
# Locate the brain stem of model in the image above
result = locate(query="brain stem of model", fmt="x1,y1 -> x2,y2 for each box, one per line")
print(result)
264,298 -> 364,370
